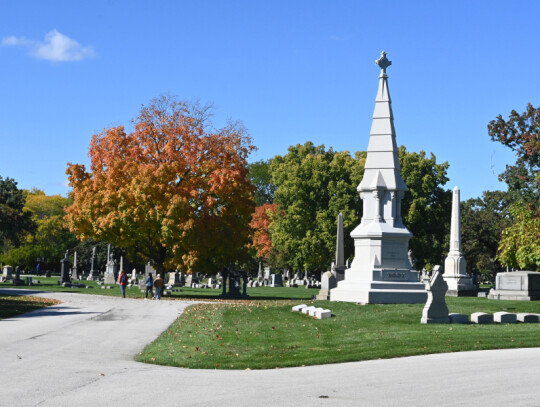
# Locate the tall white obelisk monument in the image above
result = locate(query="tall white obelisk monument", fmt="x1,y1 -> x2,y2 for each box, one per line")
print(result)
443,186 -> 477,296
330,51 -> 427,304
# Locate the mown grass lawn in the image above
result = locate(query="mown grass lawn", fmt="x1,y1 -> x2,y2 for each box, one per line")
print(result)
0,295 -> 61,320
137,297 -> 540,370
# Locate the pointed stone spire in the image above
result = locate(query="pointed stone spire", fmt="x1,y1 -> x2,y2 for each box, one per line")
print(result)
448,186 -> 462,255
336,213 -> 345,268
330,51 -> 426,304
359,51 -> 407,193
443,186 -> 476,296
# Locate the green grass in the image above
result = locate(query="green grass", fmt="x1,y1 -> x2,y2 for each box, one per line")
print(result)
0,295 -> 60,320
0,276 -> 318,300
136,297 -> 540,370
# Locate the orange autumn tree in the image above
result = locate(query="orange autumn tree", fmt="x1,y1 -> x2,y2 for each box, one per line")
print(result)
65,96 -> 255,274
249,203 -> 278,260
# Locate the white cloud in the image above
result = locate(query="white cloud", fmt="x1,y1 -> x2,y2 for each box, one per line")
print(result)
1,29 -> 95,62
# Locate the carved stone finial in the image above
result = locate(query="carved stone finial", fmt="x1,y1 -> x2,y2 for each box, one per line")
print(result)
376,51 -> 392,74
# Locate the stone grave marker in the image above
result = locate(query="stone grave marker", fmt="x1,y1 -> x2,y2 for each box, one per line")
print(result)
421,270 -> 449,324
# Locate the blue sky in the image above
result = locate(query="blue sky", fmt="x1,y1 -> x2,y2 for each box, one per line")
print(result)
1,1 -> 539,200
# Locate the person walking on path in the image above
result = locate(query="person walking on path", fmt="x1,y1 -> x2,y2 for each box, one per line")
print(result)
145,273 -> 154,299
154,274 -> 164,300
119,270 -> 128,298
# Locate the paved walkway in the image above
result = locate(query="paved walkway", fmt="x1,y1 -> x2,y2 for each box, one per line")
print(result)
1,288 -> 540,407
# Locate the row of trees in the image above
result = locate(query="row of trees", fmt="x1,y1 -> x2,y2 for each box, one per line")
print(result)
248,144 -> 452,273
1,97 -> 537,278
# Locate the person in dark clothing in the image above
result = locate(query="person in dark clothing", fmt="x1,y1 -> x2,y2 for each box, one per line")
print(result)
119,270 -> 128,298
145,273 -> 154,299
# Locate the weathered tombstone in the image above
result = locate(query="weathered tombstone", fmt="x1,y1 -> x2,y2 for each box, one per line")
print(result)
168,270 -> 183,286
59,251 -> 71,285
2,265 -> 13,281
331,52 -> 427,304
219,269 -> 249,298
443,186 -> 477,296
185,274 -> 193,287
71,251 -> 80,280
257,262 -> 264,283
316,271 -> 337,300
421,271 -> 449,324
13,266 -> 25,286
264,267 -> 271,281
87,247 -> 100,281
130,268 -> 138,285
270,274 -> 283,287
104,257 -> 119,284
488,271 -> 540,301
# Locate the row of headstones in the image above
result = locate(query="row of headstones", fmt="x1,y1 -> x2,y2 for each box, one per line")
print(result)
248,274 -> 283,287
291,304 -> 331,319
286,278 -> 321,288
467,312 -> 538,324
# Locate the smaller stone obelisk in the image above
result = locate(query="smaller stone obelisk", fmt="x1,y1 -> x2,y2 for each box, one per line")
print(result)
87,246 -> 100,280
334,213 -> 346,282
443,186 -> 477,296
71,251 -> 80,280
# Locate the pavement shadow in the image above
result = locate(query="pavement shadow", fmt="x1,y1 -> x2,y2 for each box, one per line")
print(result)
1,306 -> 99,320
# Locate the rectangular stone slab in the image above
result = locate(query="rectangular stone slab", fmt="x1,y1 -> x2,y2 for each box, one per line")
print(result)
302,306 -> 316,315
315,309 -> 332,319
291,304 -> 307,312
471,312 -> 493,324
494,312 -> 517,323
308,307 -> 323,317
449,313 -> 469,324
517,313 -> 539,323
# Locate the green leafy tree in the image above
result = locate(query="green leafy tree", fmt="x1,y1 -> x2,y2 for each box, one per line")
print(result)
461,191 -> 509,282
1,189 -> 77,271
0,176 -> 34,253
270,142 -> 365,272
268,142 -> 451,273
488,104 -> 540,269
497,202 -> 540,270
399,146 -> 452,270
248,159 -> 276,206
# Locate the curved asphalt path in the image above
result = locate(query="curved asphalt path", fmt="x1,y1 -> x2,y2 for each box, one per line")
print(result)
1,288 -> 540,407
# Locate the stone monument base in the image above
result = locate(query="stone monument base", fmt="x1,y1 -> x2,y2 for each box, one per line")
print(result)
446,289 -> 478,297
104,274 -> 117,284
443,276 -> 477,297
487,271 -> 540,301
331,279 -> 427,304
314,290 -> 331,300
420,316 -> 450,324
487,290 -> 540,301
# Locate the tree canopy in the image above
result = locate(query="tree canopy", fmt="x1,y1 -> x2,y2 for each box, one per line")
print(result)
461,190 -> 509,280
488,103 -> 540,269
65,96 -> 255,273
260,142 -> 451,273
0,176 -> 34,252
247,159 -> 275,206
399,146 -> 452,270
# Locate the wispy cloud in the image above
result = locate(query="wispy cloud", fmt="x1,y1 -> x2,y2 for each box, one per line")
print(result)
1,29 -> 95,62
